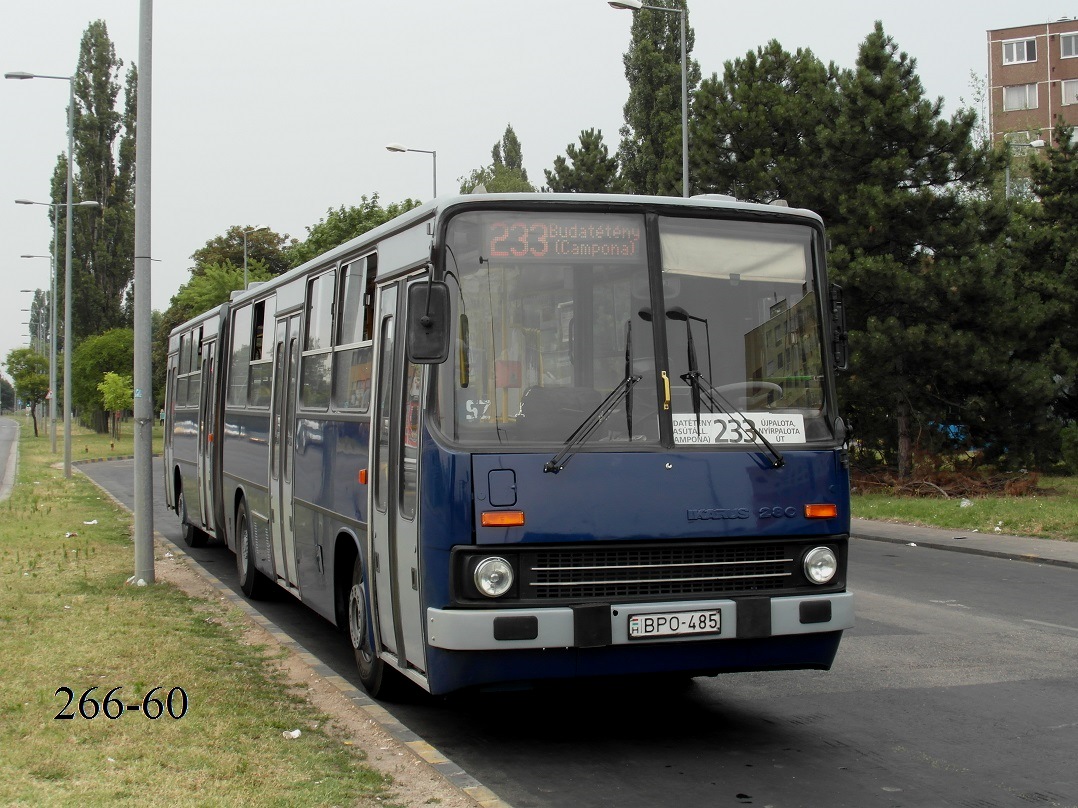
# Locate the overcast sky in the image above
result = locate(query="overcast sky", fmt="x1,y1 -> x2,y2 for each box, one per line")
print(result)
2,0 -> 1075,387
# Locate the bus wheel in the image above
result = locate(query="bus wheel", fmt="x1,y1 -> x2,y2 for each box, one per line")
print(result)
236,501 -> 268,599
349,557 -> 396,699
177,488 -> 207,548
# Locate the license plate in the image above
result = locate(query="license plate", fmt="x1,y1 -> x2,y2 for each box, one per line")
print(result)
628,609 -> 721,639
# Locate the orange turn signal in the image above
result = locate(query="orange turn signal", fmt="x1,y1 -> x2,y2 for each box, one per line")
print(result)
481,510 -> 525,528
804,503 -> 838,519
358,468 -> 368,486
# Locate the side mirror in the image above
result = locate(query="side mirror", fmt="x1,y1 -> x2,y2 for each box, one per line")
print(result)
406,280 -> 451,364
830,283 -> 849,371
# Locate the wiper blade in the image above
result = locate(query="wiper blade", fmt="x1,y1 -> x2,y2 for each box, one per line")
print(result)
686,371 -> 785,469
543,375 -> 641,474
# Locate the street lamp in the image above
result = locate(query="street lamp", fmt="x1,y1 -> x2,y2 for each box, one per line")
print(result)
1004,138 -> 1046,199
386,143 -> 438,198
7,69 -> 85,477
241,226 -> 269,290
16,198 -> 101,459
609,0 -> 689,197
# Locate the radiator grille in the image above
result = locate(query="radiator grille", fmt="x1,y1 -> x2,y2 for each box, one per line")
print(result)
524,543 -> 793,600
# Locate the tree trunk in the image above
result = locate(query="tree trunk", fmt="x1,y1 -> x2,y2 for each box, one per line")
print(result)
896,397 -> 912,479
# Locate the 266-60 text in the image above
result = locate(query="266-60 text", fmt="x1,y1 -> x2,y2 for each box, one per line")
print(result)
54,686 -> 189,720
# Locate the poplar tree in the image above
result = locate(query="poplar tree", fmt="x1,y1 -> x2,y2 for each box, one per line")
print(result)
459,124 -> 536,193
545,128 -> 624,193
48,20 -> 137,345
617,0 -> 699,195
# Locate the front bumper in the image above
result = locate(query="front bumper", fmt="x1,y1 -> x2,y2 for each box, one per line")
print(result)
427,591 -> 854,651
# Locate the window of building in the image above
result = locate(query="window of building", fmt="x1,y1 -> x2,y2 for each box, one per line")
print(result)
1062,32 -> 1078,58
1003,83 -> 1038,111
1003,38 -> 1037,64
1063,79 -> 1078,106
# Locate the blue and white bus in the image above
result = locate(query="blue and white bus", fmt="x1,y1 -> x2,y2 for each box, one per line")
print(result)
164,193 -> 853,697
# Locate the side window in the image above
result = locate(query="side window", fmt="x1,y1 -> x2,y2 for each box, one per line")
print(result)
228,306 -> 252,406
301,270 -> 334,409
187,326 -> 203,406
248,298 -> 275,407
334,256 -> 375,411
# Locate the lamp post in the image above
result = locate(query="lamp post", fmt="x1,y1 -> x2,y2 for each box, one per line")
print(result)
609,0 -> 689,197
7,69 -> 84,478
386,143 -> 438,198
1004,138 -> 1046,199
241,226 -> 269,290
15,198 -> 101,459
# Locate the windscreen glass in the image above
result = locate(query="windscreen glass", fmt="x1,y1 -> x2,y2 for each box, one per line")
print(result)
434,210 -> 659,446
658,216 -> 828,445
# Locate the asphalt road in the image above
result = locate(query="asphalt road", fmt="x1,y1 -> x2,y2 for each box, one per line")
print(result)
81,457 -> 1078,808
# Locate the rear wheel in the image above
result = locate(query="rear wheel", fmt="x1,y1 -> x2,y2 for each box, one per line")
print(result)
177,487 -> 207,548
235,500 -> 268,599
348,556 -> 403,699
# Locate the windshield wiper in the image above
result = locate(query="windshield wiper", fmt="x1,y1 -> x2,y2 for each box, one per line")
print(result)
686,371 -> 785,469
543,374 -> 641,474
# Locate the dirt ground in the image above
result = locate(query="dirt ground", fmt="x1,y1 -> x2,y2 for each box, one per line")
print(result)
154,545 -> 479,808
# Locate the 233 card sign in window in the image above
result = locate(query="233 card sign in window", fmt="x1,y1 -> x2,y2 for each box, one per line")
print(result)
484,214 -> 642,263
673,413 -> 807,445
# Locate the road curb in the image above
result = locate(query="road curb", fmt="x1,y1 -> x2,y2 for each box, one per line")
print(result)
76,464 -> 512,808
852,525 -> 1078,571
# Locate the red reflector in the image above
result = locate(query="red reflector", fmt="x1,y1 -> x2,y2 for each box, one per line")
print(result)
804,503 -> 838,519
481,511 -> 525,527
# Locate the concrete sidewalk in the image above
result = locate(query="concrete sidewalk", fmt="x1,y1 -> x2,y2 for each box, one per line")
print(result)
852,517 -> 1078,570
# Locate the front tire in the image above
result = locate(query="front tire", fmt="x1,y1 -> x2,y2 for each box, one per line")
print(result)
235,500 -> 268,599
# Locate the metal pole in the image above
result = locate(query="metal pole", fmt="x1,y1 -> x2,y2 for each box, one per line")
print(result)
63,76 -> 74,478
243,230 -> 249,290
133,0 -> 155,585
679,6 -> 689,198
432,150 -> 438,198
50,205 -> 58,453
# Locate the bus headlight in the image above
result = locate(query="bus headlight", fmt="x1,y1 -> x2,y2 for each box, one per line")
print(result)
803,547 -> 838,585
474,557 -> 514,598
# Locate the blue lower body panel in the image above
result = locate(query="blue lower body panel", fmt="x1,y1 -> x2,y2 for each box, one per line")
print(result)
424,631 -> 844,695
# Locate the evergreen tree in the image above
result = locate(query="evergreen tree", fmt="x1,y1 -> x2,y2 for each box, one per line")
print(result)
1012,120 -> 1078,424
617,0 -> 700,195
691,42 -> 839,206
545,129 -> 625,193
48,20 -> 137,345
820,23 -> 1009,475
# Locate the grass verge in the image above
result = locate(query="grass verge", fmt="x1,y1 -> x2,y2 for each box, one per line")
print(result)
0,420 -> 397,806
852,475 -> 1078,541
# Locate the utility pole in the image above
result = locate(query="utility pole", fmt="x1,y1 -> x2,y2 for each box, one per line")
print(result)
132,0 -> 155,585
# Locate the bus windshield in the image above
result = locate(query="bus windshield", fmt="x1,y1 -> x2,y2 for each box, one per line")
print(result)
434,208 -> 830,448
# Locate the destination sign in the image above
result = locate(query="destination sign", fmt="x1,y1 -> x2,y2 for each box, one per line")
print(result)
484,214 -> 643,263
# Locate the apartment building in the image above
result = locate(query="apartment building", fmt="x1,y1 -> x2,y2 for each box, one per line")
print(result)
988,18 -> 1078,145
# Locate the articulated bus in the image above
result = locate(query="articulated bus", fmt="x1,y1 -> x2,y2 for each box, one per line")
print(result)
164,193 -> 854,697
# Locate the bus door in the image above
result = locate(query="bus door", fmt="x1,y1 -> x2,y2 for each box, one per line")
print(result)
370,280 -> 426,674
197,341 -> 217,532
269,314 -> 300,592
